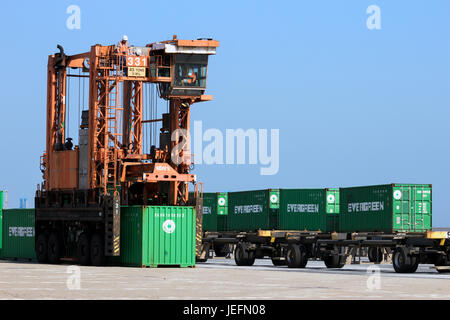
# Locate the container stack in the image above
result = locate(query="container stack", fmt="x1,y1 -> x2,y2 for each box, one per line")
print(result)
226,188 -> 338,232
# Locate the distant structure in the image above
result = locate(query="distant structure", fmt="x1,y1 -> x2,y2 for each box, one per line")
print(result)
19,198 -> 27,208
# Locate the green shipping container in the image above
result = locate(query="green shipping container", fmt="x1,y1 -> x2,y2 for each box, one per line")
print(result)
216,192 -> 228,232
325,188 -> 340,232
2,209 -> 36,261
0,191 -> 3,209
109,206 -> 196,267
0,209 -> 2,259
189,192 -> 228,232
279,188 -> 337,232
201,193 -> 218,232
339,184 -> 432,233
228,189 -> 279,231
0,191 -> 3,258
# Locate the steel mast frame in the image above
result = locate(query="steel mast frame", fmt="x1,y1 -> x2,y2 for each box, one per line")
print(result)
42,38 -> 219,206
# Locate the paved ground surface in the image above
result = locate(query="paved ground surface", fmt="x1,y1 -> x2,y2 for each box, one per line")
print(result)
0,258 -> 449,299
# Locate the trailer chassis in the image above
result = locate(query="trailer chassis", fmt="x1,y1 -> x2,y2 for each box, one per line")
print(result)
200,230 -> 450,273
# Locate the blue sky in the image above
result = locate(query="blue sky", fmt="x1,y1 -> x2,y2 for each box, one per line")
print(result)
0,1 -> 449,226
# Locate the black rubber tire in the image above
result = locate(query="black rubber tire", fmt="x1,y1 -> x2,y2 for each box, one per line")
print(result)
368,247 -> 383,264
36,233 -> 49,263
368,247 -> 375,262
286,244 -> 307,268
323,255 -> 344,268
90,233 -> 106,266
392,247 -> 417,273
214,244 -> 228,257
408,258 -> 419,273
323,247 -> 346,269
246,250 -> 256,266
47,232 -> 62,264
271,257 -> 286,266
234,243 -> 249,266
299,249 -> 309,268
77,233 -> 91,266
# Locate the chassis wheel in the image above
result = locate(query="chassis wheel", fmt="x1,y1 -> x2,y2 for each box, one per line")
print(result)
90,233 -> 106,266
77,233 -> 91,266
324,246 -> 346,269
47,232 -> 63,264
368,247 -> 383,263
286,244 -> 308,268
36,233 -> 49,263
392,247 -> 418,273
246,249 -> 256,266
408,259 -> 419,273
214,244 -> 231,257
234,242 -> 249,266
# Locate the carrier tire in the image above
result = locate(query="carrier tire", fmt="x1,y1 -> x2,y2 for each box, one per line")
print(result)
47,231 -> 63,264
77,233 -> 91,266
36,232 -> 49,263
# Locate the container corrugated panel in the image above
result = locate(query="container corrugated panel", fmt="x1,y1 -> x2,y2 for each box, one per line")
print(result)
188,192 -> 217,232
2,209 -> 36,261
111,206 -> 142,266
339,184 -> 432,233
202,193 -> 218,232
325,188 -> 340,232
228,189 -> 278,231
110,206 -> 195,267
279,189 -> 327,231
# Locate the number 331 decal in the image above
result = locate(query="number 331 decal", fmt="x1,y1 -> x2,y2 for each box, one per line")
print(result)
126,56 -> 147,67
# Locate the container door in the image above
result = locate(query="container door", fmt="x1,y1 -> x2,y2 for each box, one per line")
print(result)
412,186 -> 432,231
392,185 -> 432,232
392,186 -> 411,231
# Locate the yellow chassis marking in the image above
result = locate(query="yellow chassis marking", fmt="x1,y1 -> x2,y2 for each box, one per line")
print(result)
426,231 -> 450,239
258,230 -> 272,237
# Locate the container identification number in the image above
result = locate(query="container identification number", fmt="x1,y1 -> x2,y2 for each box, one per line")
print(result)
9,227 -> 35,238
